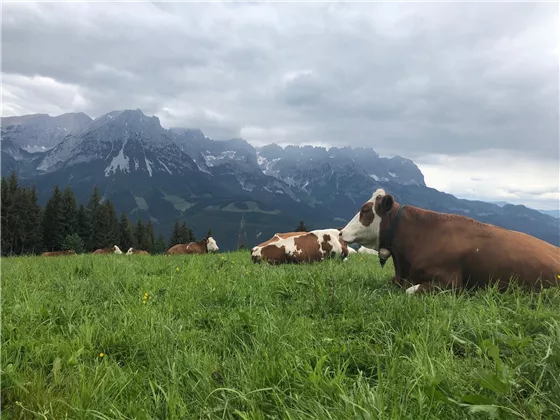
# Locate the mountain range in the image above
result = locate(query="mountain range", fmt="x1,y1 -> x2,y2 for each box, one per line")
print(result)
2,109 -> 559,251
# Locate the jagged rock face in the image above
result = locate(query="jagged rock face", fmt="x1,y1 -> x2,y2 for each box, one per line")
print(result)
1,112 -> 92,152
170,130 -> 301,201
36,110 -> 199,177
256,144 -> 426,191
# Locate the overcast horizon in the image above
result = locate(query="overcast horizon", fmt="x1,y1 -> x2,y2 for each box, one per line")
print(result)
2,2 -> 559,210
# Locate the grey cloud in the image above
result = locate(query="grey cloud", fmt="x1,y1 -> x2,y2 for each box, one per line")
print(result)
2,1 -> 558,161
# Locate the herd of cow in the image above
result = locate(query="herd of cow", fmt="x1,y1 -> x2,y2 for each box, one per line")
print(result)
41,188 -> 560,295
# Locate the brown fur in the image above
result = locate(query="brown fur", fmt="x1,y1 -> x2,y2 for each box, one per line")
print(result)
41,250 -> 76,257
359,202 -> 375,226
376,194 -> 560,293
167,239 -> 209,255
92,248 -> 114,254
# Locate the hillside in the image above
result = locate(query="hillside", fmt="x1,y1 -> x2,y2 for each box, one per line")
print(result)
2,109 -> 559,249
2,253 -> 560,418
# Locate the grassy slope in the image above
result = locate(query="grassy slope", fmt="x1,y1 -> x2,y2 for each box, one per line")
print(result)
2,252 -> 560,419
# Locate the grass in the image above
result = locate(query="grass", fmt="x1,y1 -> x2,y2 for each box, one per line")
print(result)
2,251 -> 560,419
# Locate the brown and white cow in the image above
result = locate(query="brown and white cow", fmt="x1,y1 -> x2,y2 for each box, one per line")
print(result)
126,248 -> 149,255
167,237 -> 220,255
340,188 -> 560,294
41,250 -> 76,257
251,231 -> 307,252
251,229 -> 349,264
93,245 -> 123,255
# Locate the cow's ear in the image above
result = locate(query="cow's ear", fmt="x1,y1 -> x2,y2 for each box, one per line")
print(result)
380,194 -> 394,214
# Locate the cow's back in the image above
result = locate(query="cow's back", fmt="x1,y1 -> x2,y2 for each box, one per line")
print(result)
167,244 -> 188,255
405,216 -> 560,290
461,226 -> 560,289
167,243 -> 205,255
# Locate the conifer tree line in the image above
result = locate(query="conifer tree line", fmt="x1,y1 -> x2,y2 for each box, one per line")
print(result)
1,172 -> 197,256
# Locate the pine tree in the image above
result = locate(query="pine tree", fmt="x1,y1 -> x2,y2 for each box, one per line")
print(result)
59,186 -> 78,240
5,173 -> 24,254
134,219 -> 151,250
0,177 -> 12,255
21,186 -> 43,254
62,233 -> 84,253
179,222 -> 195,243
97,200 -> 119,248
295,220 -> 307,232
118,212 -> 134,251
76,204 -> 91,249
169,219 -> 181,247
146,220 -> 155,253
86,186 -> 102,250
154,233 -> 167,254
43,185 -> 64,251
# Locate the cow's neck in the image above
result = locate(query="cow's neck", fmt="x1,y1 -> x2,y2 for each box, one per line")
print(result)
378,203 -> 407,267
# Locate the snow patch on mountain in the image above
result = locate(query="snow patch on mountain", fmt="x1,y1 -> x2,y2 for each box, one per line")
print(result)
104,139 -> 130,176
145,158 -> 153,177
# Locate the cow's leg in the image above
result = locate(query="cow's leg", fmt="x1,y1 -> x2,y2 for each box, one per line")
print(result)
405,269 -> 463,295
391,256 -> 412,289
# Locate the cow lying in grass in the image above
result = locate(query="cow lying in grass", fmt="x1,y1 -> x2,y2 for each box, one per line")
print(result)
41,250 -> 76,257
340,188 -> 560,294
93,245 -> 123,255
167,237 -> 220,255
251,229 -> 349,264
127,248 -> 149,255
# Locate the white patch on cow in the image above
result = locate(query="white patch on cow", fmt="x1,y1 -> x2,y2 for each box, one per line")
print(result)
113,245 -> 123,254
126,247 -> 134,255
207,237 -> 219,252
406,284 -> 421,295
347,247 -> 357,254
340,188 -> 386,250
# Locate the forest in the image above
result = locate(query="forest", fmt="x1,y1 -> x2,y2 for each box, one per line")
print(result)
1,172 -> 200,256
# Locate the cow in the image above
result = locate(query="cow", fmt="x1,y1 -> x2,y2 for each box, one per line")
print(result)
93,245 -> 123,254
251,231 -> 307,253
126,248 -> 149,255
167,237 -> 220,255
41,250 -> 76,257
251,229 -> 349,264
358,246 -> 378,255
339,188 -> 560,294
347,246 -> 357,254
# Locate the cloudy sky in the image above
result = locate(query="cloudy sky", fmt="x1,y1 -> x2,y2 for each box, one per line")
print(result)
2,1 -> 559,209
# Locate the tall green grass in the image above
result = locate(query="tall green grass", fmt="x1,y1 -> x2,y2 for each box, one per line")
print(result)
2,252 -> 560,419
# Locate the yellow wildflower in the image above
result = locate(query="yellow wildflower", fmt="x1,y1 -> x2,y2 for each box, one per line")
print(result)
176,267 -> 179,272
99,353 -> 104,358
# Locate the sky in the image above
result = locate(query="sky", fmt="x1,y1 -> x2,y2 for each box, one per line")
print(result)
2,1 -> 559,210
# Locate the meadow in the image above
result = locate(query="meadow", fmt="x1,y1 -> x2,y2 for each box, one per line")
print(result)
2,252 -> 560,419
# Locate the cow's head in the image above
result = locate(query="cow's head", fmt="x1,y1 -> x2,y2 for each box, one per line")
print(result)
113,245 -> 123,254
126,247 -> 134,255
339,188 -> 394,250
206,236 -> 219,252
